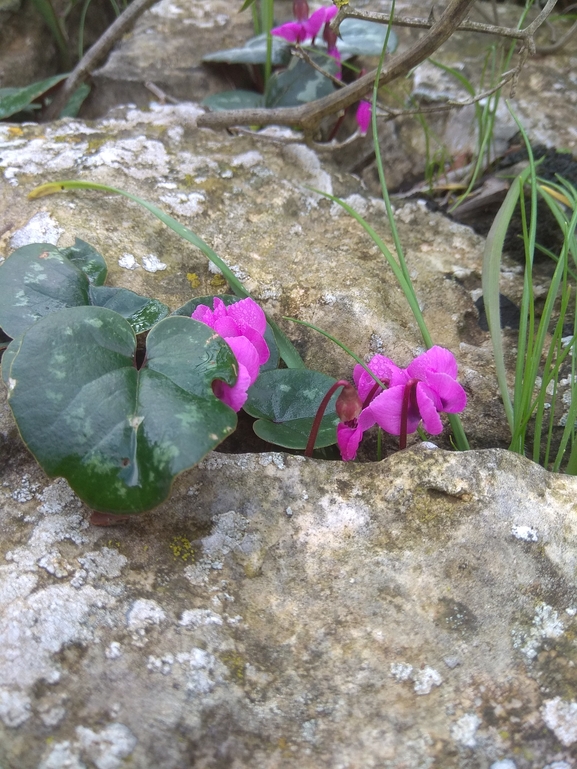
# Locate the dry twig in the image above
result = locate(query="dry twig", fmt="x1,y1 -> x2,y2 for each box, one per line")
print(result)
197,0 -> 558,140
536,2 -> 577,53
42,0 -> 159,122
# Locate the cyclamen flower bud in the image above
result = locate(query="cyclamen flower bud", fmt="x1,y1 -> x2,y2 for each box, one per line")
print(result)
323,21 -> 338,49
336,384 -> 363,423
293,0 -> 309,22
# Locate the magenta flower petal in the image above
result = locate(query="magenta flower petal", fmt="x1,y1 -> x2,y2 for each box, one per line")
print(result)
272,21 -> 308,43
354,355 -> 404,403
424,371 -> 467,412
227,296 -> 267,337
191,303 -> 214,326
192,297 -> 232,329
356,101 -> 372,136
213,362 -> 253,412
213,315 -> 241,339
241,326 -> 270,366
415,382 -> 443,435
211,297 -> 229,323
337,407 -> 376,461
225,335 -> 260,385
370,384 -> 420,436
192,297 -> 269,412
304,6 -> 330,38
324,5 -> 338,22
337,422 -> 363,462
408,345 -> 458,380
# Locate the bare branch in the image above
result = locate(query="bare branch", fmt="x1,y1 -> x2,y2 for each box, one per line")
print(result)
333,0 -> 558,44
332,8 -> 525,41
197,0 -> 558,138
293,46 -> 346,89
535,1 -> 577,53
197,0 -> 479,135
42,0 -> 160,123
375,66 -> 519,119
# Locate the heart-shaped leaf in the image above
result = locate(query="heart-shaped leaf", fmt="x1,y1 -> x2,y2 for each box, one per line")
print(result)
0,242 -> 168,337
244,369 -> 340,449
89,286 -> 169,334
202,89 -> 264,112
173,294 -> 280,372
0,243 -> 90,339
265,53 -> 337,108
336,18 -> 398,57
4,306 -> 238,514
60,238 -> 107,285
202,34 -> 291,66
0,73 -> 68,120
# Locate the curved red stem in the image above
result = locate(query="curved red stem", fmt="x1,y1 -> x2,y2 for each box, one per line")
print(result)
305,380 -> 349,457
399,379 -> 418,450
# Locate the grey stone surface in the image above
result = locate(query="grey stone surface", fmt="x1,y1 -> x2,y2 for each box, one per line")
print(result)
1,438 -> 577,767
85,0 -> 262,118
0,2 -> 57,89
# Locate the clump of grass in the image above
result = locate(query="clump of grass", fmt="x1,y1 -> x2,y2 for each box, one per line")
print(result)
482,106 -> 577,472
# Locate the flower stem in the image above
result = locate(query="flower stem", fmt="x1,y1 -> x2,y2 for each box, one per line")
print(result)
363,381 -> 382,409
305,380 -> 349,457
399,379 -> 418,450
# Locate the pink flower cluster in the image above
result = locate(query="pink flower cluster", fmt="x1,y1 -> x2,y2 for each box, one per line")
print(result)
272,2 -> 372,135
271,1 -> 338,45
337,346 -> 467,460
192,297 -> 269,412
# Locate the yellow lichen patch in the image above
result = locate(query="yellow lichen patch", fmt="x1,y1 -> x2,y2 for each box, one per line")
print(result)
86,137 -> 109,153
186,272 -> 201,288
8,126 -> 24,137
220,651 -> 245,682
169,535 -> 194,562
209,275 -> 227,289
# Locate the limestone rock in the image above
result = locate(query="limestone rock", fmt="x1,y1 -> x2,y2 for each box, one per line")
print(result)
0,438 -> 577,767
0,3 -> 58,89
85,0 -> 261,118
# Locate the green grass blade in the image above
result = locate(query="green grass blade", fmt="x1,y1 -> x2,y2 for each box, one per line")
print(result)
284,316 -> 387,389
29,180 -> 305,369
306,187 -> 433,349
482,168 -> 531,432
30,0 -> 71,68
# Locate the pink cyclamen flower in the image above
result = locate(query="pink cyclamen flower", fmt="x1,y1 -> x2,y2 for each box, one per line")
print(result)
272,4 -> 338,45
356,100 -> 372,136
336,347 -> 467,460
337,355 -> 404,461
369,346 -> 467,440
191,297 -> 270,412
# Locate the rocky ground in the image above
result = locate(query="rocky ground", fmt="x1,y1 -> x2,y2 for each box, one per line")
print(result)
1,1 -> 577,767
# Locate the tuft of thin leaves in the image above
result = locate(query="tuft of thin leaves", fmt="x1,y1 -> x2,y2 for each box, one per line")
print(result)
482,104 -> 577,472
